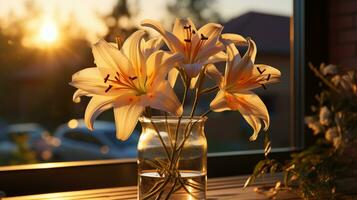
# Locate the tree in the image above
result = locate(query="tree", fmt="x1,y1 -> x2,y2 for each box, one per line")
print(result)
104,0 -> 138,42
167,0 -> 221,26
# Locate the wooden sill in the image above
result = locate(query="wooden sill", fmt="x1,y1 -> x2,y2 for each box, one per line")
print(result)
4,174 -> 299,200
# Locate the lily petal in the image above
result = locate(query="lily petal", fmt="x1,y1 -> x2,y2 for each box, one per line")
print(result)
253,64 -> 281,85
183,63 -> 203,78
146,81 -> 183,116
226,40 -> 280,92
205,64 -> 223,85
70,68 -> 112,95
234,92 -> 269,141
243,113 -> 262,141
84,96 -> 114,130
248,39 -> 257,63
224,42 -> 240,83
142,37 -> 163,58
190,76 -> 199,89
141,19 -> 183,53
173,18 -> 197,44
203,51 -> 226,65
168,68 -> 180,88
92,39 -> 133,78
210,90 -> 231,112
113,103 -> 144,141
211,91 -> 269,141
197,44 -> 225,63
171,19 -> 223,64
221,33 -> 248,46
70,67 -> 132,96
229,64 -> 281,92
190,63 -> 221,89
198,23 -> 223,50
121,30 -> 146,79
226,40 -> 255,85
73,89 -> 92,103
146,51 -> 184,86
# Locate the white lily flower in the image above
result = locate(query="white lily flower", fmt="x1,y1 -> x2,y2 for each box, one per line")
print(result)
209,39 -> 281,141
141,18 -> 232,87
70,30 -> 184,140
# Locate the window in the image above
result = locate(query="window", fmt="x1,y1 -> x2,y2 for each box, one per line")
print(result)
0,0 -> 309,196
63,131 -> 103,146
0,0 -> 295,167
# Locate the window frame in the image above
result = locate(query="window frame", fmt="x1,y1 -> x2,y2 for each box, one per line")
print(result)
0,0 -> 323,197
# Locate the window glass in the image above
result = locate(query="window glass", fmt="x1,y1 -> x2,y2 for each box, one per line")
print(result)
0,0 -> 293,166
63,131 -> 103,146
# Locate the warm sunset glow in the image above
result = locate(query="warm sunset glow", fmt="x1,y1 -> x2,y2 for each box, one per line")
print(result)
38,21 -> 59,44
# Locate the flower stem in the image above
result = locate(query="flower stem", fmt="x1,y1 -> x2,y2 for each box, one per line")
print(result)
190,69 -> 206,117
172,109 -> 212,171
164,112 -> 174,150
164,178 -> 178,200
142,178 -> 171,200
150,119 -> 172,160
146,108 -> 171,160
169,78 -> 189,170
190,89 -> 200,117
144,69 -> 210,199
200,109 -> 212,118
200,85 -> 219,95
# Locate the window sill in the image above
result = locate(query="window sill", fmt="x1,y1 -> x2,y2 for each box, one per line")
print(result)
0,148 -> 294,197
4,174 -> 299,200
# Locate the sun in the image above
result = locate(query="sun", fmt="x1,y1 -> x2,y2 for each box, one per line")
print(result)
38,20 -> 59,44
21,19 -> 61,48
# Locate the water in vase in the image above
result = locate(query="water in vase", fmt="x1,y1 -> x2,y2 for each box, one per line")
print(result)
139,170 -> 206,200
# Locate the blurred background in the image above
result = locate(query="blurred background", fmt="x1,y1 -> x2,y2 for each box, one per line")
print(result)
0,0 -> 292,166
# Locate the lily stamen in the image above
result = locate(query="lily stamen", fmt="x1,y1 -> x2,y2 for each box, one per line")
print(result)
182,24 -> 209,63
71,30 -> 184,142
104,74 -> 110,83
267,74 -> 271,81
183,25 -> 193,62
116,72 -> 137,88
257,67 -> 266,74
191,34 -> 208,63
256,67 -> 272,88
108,72 -> 137,89
200,33 -> 208,40
129,76 -> 138,80
105,85 -> 113,93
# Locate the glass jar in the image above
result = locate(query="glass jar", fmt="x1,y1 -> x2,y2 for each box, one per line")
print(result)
138,116 -> 207,200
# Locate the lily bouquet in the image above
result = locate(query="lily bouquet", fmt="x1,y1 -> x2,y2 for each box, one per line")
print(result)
70,18 -> 281,199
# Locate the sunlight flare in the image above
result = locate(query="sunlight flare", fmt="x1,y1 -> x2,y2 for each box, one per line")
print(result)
38,20 -> 59,44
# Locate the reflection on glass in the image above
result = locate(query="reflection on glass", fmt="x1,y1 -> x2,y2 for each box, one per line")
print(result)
52,120 -> 139,161
0,0 -> 292,166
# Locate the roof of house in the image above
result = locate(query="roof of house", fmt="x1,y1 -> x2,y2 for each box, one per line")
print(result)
223,12 -> 290,55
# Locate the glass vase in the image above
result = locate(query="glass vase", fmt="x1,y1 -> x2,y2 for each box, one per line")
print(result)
138,116 -> 207,200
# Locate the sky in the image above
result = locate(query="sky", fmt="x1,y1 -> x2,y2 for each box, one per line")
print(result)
0,0 -> 292,42
134,0 -> 292,20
